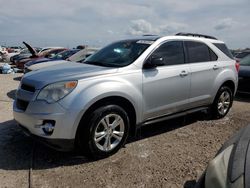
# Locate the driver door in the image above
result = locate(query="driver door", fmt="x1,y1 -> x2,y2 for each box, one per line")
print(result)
142,40 -> 191,120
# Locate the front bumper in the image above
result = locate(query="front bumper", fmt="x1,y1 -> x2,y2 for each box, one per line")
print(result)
13,99 -> 79,147
18,124 -> 74,151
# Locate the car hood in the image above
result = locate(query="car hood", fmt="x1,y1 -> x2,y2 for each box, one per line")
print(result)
239,65 -> 250,78
29,60 -> 68,71
22,62 -> 118,89
23,41 -> 38,57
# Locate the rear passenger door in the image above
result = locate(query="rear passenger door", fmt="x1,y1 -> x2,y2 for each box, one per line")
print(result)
142,41 -> 191,120
184,41 -> 218,108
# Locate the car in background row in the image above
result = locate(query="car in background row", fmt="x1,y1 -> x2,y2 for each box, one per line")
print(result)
67,47 -> 99,62
5,46 -> 25,62
10,43 -> 63,65
15,42 -> 67,70
0,46 -> 8,54
39,46 -> 65,54
10,48 -> 30,63
235,50 -> 250,60
25,48 -> 99,73
7,46 -> 22,53
24,49 -> 81,73
16,48 -> 67,70
10,48 -> 41,64
238,55 -> 250,94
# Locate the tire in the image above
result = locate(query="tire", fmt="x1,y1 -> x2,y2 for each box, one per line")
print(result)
211,86 -> 233,119
77,105 -> 130,159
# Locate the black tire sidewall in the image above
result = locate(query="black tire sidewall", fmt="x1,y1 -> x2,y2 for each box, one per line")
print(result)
78,105 -> 130,158
212,86 -> 233,119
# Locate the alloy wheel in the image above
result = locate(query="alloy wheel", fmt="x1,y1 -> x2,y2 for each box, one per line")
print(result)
94,114 -> 125,152
217,91 -> 231,116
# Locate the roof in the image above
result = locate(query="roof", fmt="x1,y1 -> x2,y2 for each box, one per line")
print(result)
121,35 -> 161,42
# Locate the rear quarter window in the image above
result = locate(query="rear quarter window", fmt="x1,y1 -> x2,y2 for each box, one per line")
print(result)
213,43 -> 234,59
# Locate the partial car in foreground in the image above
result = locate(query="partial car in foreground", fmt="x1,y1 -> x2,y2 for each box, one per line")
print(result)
194,125 -> 250,188
13,33 -> 238,158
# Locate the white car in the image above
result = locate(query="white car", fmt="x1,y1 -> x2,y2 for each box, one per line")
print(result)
0,46 -> 8,61
68,47 -> 99,62
5,52 -> 20,62
0,46 -> 8,54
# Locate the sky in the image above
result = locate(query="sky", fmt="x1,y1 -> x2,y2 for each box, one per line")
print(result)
0,0 -> 249,49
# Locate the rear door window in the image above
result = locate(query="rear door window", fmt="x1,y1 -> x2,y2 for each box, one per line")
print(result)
185,41 -> 217,63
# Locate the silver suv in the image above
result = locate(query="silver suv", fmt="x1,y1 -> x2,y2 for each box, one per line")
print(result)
13,33 -> 239,158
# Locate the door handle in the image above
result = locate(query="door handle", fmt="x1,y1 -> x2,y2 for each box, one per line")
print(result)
213,65 -> 219,70
180,70 -> 188,77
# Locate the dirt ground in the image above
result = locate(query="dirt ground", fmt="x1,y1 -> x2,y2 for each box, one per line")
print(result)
0,70 -> 250,188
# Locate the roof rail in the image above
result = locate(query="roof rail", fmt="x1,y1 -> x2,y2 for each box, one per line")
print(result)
142,34 -> 158,37
175,32 -> 217,40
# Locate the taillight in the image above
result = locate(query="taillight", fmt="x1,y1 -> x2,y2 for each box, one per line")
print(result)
235,59 -> 240,72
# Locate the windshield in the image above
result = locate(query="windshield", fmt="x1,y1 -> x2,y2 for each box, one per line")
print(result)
240,55 -> 250,66
84,40 -> 153,67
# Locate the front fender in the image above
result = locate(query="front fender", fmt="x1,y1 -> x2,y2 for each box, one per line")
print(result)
59,75 -> 143,138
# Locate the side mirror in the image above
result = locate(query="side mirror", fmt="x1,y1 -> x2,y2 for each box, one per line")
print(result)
144,56 -> 164,69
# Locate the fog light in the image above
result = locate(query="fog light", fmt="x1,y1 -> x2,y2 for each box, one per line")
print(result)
42,120 -> 55,135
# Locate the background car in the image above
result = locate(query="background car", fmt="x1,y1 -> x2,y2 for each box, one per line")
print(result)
38,46 -> 64,54
0,46 -> 8,61
24,49 -> 80,71
25,48 -> 99,73
15,42 -> 67,70
68,47 -> 99,62
10,47 -> 41,64
238,55 -> 250,94
235,50 -> 250,60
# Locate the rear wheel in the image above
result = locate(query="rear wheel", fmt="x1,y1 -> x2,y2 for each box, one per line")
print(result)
211,86 -> 233,119
77,105 -> 130,159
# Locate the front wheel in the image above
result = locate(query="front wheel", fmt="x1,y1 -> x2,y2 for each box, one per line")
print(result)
211,86 -> 233,119
77,105 -> 130,159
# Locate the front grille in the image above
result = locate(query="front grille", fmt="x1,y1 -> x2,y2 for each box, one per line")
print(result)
16,99 -> 29,111
21,84 -> 35,92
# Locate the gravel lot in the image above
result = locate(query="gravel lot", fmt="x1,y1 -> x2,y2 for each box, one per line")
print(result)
0,65 -> 250,188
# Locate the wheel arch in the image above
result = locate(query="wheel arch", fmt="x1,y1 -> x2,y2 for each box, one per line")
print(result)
222,80 -> 236,95
213,79 -> 236,103
75,96 -> 137,145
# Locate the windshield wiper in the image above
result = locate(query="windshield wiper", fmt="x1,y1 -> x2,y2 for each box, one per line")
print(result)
84,61 -> 117,67
84,61 -> 105,66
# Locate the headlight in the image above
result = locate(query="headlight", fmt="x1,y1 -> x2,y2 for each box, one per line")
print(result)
37,81 -> 77,103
